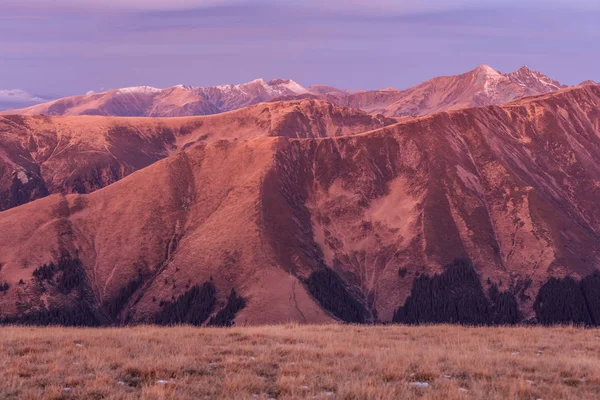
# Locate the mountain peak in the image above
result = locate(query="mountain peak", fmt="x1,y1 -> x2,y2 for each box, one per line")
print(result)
472,64 -> 500,76
506,65 -> 565,91
245,78 -> 266,85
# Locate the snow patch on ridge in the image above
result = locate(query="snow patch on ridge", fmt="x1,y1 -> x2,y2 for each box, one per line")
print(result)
196,78 -> 307,96
117,86 -> 162,95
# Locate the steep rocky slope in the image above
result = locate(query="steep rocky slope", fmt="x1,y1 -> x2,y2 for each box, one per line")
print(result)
0,100 -> 394,211
0,85 -> 599,326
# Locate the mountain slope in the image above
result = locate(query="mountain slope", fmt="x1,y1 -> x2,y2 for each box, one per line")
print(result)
0,100 -> 395,211
0,85 -> 599,325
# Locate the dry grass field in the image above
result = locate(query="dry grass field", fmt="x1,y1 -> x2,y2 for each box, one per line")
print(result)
1,324 -> 599,399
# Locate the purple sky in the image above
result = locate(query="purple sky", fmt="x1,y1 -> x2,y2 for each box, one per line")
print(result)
2,0 -> 599,98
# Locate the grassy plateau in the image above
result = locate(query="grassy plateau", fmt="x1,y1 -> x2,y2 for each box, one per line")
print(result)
1,324 -> 599,399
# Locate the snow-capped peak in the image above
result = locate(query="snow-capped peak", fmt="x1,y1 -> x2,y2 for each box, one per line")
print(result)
473,65 -> 500,76
471,65 -> 503,90
117,86 -> 162,95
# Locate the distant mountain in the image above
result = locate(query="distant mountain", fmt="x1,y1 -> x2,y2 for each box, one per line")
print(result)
2,66 -> 568,118
1,79 -> 310,117
0,89 -> 47,112
328,65 -> 568,116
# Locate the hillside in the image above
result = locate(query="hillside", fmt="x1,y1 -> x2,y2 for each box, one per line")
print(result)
0,100 -> 394,211
0,85 -> 599,326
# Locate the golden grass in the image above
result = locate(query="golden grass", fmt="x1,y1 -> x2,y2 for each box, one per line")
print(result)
1,324 -> 600,399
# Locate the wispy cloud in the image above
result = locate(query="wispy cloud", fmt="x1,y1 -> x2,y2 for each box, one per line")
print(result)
7,0 -> 600,13
0,89 -> 45,103
5,0 -> 248,12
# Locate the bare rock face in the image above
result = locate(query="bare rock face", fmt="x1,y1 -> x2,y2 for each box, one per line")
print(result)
0,85 -> 599,326
0,100 -> 395,211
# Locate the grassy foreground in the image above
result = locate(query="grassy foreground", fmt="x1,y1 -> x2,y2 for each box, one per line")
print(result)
1,324 -> 599,399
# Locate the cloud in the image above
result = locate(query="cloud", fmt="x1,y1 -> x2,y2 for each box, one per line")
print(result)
299,0 -> 478,14
6,0 -> 248,11
6,0 -> 599,13
0,89 -> 45,103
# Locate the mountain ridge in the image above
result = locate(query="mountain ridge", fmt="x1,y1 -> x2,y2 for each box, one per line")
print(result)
0,99 -> 395,211
2,65 -> 568,118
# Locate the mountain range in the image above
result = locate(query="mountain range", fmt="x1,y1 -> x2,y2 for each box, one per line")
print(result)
0,66 -> 599,327
2,65 -> 566,118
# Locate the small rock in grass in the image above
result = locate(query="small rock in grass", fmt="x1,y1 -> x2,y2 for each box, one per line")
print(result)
64,388 -> 72,392
409,382 -> 429,388
75,344 -> 83,347
325,392 -> 334,397
511,352 -> 520,356
444,375 -> 452,379
117,381 -> 126,386
459,388 -> 468,393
